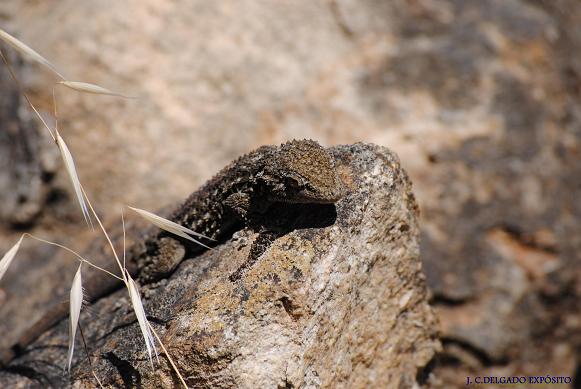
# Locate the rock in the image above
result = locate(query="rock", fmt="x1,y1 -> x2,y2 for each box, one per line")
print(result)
0,43 -> 59,226
0,144 -> 439,388
3,1 -> 580,386
369,2 -> 581,385
0,44 -> 75,353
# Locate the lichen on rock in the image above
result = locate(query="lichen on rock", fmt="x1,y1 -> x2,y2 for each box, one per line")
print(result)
1,144 -> 439,388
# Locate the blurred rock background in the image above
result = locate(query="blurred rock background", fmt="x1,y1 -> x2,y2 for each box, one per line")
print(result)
0,0 -> 579,387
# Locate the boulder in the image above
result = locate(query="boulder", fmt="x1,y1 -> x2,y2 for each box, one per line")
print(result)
0,144 -> 439,388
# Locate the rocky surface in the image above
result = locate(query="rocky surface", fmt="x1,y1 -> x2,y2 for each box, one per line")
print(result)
0,43 -> 78,353
1,1 -> 580,387
0,144 -> 439,388
0,44 -> 59,227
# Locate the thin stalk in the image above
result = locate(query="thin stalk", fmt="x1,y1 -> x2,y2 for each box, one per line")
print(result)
78,322 -> 105,389
23,233 -> 123,281
149,323 -> 189,389
80,186 -> 128,285
0,48 -> 56,141
52,86 -> 59,132
121,208 -> 126,271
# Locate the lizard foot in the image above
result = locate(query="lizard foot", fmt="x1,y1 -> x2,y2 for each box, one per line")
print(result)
229,230 -> 280,282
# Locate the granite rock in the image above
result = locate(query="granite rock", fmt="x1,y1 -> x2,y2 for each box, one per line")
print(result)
0,144 -> 439,388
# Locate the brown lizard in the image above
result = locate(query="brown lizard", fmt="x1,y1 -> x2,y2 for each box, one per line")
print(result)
1,139 -> 344,365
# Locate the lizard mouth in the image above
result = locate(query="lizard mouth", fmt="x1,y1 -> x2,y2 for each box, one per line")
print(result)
280,188 -> 345,204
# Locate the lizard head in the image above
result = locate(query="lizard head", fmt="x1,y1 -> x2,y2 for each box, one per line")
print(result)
262,139 -> 345,204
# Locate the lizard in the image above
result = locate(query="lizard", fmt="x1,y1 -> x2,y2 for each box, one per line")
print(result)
0,139 -> 345,365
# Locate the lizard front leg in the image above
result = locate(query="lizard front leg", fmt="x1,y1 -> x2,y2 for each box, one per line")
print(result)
229,229 -> 281,282
224,192 -> 252,221
138,236 -> 186,283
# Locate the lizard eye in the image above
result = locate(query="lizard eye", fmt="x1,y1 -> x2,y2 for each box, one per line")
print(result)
285,175 -> 303,189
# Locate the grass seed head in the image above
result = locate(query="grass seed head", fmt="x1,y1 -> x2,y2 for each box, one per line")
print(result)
56,132 -> 93,228
128,206 -> 213,249
0,235 -> 24,282
126,272 -> 158,367
0,28 -> 64,79
58,81 -> 134,99
66,264 -> 83,372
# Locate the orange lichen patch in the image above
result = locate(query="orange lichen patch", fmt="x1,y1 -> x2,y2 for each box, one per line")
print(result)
170,233 -> 317,350
486,228 -> 559,280
236,235 -> 315,316
337,164 -> 355,191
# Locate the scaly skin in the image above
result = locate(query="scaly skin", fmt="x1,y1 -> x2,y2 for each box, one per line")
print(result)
1,139 -> 344,366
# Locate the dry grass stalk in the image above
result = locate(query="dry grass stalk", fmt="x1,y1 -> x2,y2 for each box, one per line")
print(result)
128,206 -> 213,249
0,28 -> 65,79
0,27 -> 191,387
77,324 -> 106,389
24,234 -> 122,280
59,81 -> 134,99
126,271 -> 158,367
0,49 -> 56,140
0,236 -> 24,282
67,265 -> 83,372
149,324 -> 189,388
55,131 -> 92,228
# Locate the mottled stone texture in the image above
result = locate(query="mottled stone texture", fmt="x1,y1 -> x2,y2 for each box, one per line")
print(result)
0,144 -> 439,388
0,44 -> 58,226
1,1 -> 581,388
